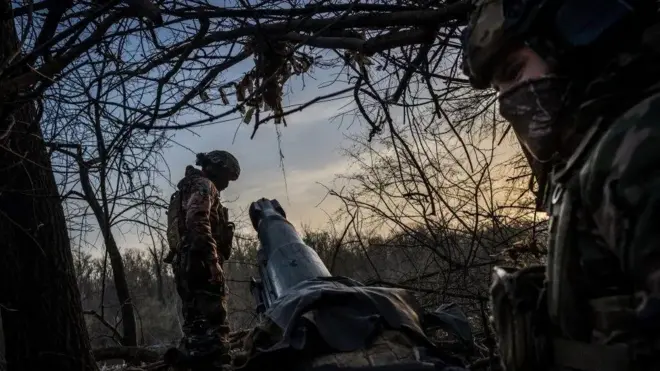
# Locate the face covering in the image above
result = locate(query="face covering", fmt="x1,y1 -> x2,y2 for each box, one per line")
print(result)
498,76 -> 571,163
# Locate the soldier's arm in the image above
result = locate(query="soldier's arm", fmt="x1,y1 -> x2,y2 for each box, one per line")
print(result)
166,193 -> 180,250
583,92 -> 660,321
185,178 -> 219,259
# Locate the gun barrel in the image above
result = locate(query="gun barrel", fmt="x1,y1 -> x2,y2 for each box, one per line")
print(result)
249,198 -> 331,301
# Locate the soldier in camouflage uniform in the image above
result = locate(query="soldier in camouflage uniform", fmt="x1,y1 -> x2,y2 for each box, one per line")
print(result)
168,150 -> 239,365
461,0 -> 660,370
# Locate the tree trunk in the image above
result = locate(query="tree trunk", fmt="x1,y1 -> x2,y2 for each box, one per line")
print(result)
156,263 -> 166,305
78,163 -> 138,347
104,234 -> 139,346
150,243 -> 166,305
0,2 -> 98,370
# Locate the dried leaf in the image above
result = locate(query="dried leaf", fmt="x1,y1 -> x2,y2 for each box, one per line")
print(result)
236,82 -> 245,102
219,89 -> 229,105
301,58 -> 311,73
246,98 -> 259,107
243,107 -> 255,124
294,58 -> 309,75
245,75 -> 253,94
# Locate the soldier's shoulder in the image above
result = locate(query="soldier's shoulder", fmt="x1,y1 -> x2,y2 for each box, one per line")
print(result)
609,90 -> 660,134
177,166 -> 198,187
178,166 -> 213,190
580,91 -> 660,203
189,176 -> 218,197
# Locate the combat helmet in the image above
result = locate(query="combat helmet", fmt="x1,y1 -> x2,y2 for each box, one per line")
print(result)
196,150 -> 240,181
461,0 -> 653,90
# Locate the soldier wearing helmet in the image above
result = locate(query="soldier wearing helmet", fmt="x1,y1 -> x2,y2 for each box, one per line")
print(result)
461,0 -> 660,370
167,150 -> 240,365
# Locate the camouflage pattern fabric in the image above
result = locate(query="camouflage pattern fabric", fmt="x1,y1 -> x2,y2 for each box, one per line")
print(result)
460,0 -> 512,89
497,76 -> 572,162
460,1 -> 660,369
579,91 -> 660,336
489,265 -> 549,371
166,190 -> 183,259
172,165 -> 232,362
240,319 -> 467,371
311,330 -> 465,370
543,87 -> 660,371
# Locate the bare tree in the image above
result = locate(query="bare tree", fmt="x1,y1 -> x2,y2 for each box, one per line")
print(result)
6,0 -> 474,137
315,96 -> 547,364
0,1 -> 162,368
148,240 -> 168,305
43,48 -> 170,346
0,2 -> 96,370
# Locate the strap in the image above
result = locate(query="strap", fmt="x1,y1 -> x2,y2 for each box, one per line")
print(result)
553,338 -> 630,371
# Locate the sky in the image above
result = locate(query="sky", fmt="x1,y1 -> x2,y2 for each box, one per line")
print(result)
160,87 -> 360,228
96,70 -> 520,254
111,68 -> 367,252
60,17 -> 382,255
61,18 -> 509,254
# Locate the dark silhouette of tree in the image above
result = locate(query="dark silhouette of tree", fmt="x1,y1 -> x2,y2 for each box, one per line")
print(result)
0,1 -> 95,369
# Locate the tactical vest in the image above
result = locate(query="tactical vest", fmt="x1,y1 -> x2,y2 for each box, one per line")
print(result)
211,197 -> 234,260
543,28 -> 660,365
545,167 -> 637,371
543,107 -> 660,370
166,189 -> 233,260
166,190 -> 185,254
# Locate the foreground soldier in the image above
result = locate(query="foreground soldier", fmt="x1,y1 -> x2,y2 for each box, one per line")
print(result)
461,0 -> 660,370
166,150 -> 239,366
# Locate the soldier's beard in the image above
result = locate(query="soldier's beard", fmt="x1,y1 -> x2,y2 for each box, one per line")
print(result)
498,75 -> 572,163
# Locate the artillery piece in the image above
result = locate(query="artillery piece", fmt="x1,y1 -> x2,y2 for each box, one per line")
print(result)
164,198 -> 474,371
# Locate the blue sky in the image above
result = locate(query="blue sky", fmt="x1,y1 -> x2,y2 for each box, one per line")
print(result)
44,22 -> 375,255
110,66 -> 367,252
140,22 -> 367,231
160,84 -> 360,225
48,13 -> 399,253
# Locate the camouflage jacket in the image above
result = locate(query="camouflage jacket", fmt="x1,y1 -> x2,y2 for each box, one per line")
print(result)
175,165 -> 232,262
544,40 -> 660,368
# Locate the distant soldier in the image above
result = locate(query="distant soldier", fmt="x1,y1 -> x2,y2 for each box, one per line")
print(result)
165,150 -> 239,364
461,0 -> 660,370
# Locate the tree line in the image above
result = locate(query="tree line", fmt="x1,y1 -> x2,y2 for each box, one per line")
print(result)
0,218 -> 544,368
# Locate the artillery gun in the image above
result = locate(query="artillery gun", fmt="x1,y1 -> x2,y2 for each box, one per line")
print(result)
166,198 -> 474,371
